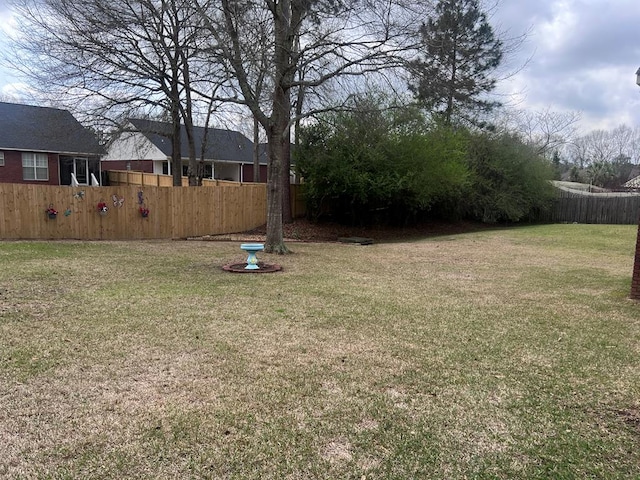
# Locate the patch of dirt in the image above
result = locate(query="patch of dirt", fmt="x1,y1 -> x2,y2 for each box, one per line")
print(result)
616,407 -> 640,434
321,438 -> 353,463
201,218 -> 490,243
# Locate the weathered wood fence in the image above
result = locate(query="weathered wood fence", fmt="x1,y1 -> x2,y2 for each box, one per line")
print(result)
0,183 -> 267,240
108,170 -> 240,187
546,190 -> 640,224
108,170 -> 307,220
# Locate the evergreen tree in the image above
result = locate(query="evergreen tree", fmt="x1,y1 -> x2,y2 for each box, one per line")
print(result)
552,150 -> 563,180
409,0 -> 503,125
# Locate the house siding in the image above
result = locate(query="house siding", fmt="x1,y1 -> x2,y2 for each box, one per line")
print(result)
0,150 -> 60,185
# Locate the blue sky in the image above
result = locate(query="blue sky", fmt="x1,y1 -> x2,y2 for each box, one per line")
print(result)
1,0 -> 639,135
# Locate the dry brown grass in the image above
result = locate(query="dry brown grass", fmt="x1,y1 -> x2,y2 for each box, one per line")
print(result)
0,224 -> 639,478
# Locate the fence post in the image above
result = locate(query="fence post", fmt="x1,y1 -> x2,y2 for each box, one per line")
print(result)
631,218 -> 640,300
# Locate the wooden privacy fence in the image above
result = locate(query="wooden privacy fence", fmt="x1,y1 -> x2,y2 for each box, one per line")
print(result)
547,191 -> 640,224
0,183 -> 267,240
108,170 -> 307,219
108,170 -> 241,187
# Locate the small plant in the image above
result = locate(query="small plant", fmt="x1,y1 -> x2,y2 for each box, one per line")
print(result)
97,201 -> 108,214
139,206 -> 150,218
46,205 -> 58,219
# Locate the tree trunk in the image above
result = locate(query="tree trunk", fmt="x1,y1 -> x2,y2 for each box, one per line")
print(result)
253,116 -> 261,183
281,130 -> 292,224
263,0 -> 292,254
171,95 -> 182,187
184,110 -> 200,186
184,113 -> 200,186
631,218 -> 640,300
182,54 -> 201,186
265,129 -> 288,254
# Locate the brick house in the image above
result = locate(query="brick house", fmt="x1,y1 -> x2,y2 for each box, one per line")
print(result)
103,118 -> 268,182
0,102 -> 103,186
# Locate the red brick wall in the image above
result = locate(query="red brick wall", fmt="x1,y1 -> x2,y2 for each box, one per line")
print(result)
101,160 -> 154,173
631,221 -> 640,300
0,150 -> 59,185
242,164 -> 268,183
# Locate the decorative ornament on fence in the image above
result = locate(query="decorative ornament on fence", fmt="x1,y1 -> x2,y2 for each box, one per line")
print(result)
137,190 -> 149,218
73,190 -> 85,200
112,194 -> 125,208
97,201 -> 108,216
64,208 -> 72,217
46,204 -> 58,220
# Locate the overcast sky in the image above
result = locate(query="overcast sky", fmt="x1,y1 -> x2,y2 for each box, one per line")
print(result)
1,0 -> 639,135
492,0 -> 640,133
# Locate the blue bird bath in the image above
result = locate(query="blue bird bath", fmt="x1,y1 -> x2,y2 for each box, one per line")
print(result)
240,243 -> 264,270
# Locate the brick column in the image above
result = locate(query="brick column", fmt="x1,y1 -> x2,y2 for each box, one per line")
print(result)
632,220 -> 640,300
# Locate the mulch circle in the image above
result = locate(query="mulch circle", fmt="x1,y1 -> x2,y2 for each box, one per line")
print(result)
222,262 -> 282,273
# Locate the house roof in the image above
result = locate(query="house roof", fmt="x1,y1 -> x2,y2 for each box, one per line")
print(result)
624,175 -> 640,188
0,102 -> 103,155
128,118 -> 257,164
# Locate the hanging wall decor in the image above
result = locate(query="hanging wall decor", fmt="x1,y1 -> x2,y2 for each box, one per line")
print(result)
112,194 -> 125,208
45,204 -> 58,220
97,201 -> 108,215
137,190 -> 148,217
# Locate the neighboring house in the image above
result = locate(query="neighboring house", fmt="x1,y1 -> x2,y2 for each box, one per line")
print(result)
0,102 -> 103,186
103,118 -> 267,182
625,175 -> 640,189
624,166 -> 640,190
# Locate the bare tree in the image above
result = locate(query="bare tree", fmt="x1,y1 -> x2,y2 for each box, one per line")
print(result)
571,129 -> 620,167
609,124 -> 638,164
567,124 -> 640,188
194,0 -> 426,253
9,0 -> 216,186
502,107 -> 581,158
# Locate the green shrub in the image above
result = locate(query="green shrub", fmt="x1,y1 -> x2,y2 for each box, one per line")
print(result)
462,132 -> 556,222
296,97 -> 555,226
296,105 -> 469,225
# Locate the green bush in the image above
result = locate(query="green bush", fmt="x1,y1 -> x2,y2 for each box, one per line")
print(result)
462,132 -> 556,222
296,99 -> 555,226
295,105 -> 469,225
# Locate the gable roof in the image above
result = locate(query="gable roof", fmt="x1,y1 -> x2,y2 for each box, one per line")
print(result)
128,118 -> 256,163
0,102 -> 103,155
625,175 -> 640,188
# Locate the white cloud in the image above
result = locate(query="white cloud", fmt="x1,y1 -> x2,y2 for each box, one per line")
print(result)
493,0 -> 640,133
1,81 -> 31,100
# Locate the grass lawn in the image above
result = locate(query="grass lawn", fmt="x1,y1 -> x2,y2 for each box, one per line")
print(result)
1,224 -> 639,479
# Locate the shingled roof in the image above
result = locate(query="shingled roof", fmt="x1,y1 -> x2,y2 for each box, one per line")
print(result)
128,118 -> 256,163
0,102 -> 102,155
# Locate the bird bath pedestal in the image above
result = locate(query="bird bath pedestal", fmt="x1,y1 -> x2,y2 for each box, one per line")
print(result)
240,243 -> 264,270
223,243 -> 281,274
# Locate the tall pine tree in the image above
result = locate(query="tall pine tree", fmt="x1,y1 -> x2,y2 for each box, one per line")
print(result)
410,0 -> 503,125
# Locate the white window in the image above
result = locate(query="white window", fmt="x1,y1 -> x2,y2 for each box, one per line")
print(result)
0,152 -> 4,166
22,152 -> 49,181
